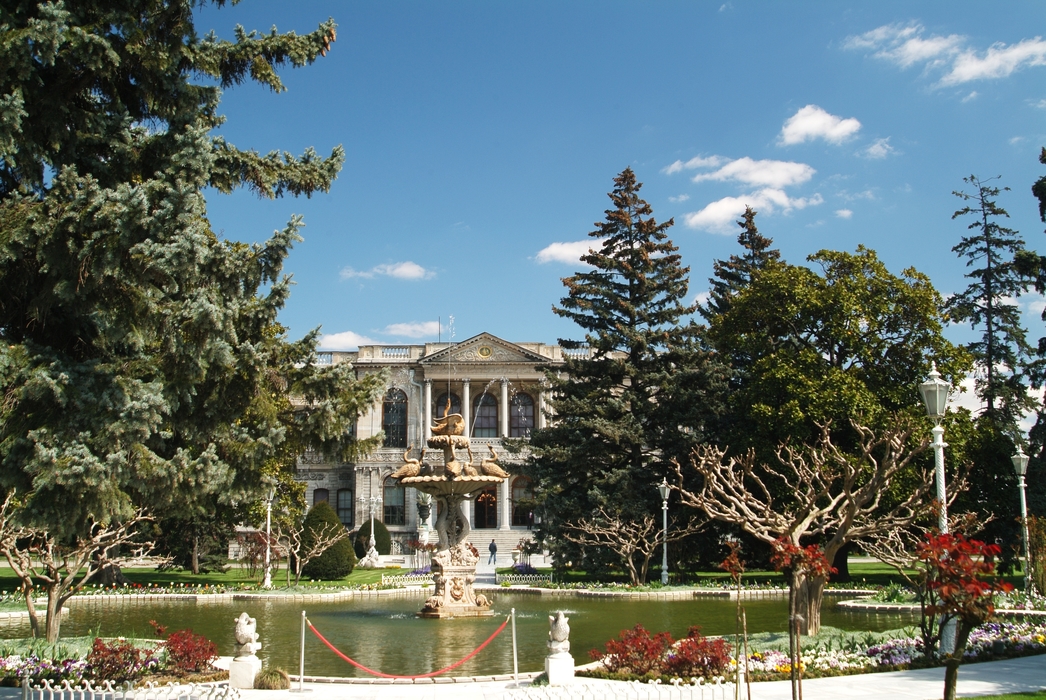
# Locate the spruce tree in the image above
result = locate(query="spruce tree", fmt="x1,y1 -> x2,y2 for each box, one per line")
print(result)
0,3 -> 377,550
947,175 -> 1033,430
525,168 -> 727,581
701,206 -> 780,322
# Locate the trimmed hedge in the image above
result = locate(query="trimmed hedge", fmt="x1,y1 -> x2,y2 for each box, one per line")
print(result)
301,502 -> 356,580
353,519 -> 392,558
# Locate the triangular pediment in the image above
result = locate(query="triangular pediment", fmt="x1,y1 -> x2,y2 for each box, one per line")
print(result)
421,333 -> 547,364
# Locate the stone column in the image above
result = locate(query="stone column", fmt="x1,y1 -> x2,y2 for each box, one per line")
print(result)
423,379 -> 432,441
500,378 -> 510,438
462,379 -> 471,437
499,477 -> 512,531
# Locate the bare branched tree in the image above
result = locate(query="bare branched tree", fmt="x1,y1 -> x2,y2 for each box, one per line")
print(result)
0,494 -> 152,641
275,518 -> 349,586
674,417 -> 951,634
561,507 -> 704,585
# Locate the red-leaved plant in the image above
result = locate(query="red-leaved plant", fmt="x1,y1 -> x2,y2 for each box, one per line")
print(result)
915,533 -> 1013,700
86,638 -> 157,682
663,627 -> 732,679
589,624 -> 673,675
149,620 -> 218,675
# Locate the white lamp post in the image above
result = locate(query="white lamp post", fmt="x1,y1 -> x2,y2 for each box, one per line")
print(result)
919,363 -> 950,534
262,487 -> 276,589
1012,447 -> 1032,591
358,494 -> 383,564
658,478 -> 670,586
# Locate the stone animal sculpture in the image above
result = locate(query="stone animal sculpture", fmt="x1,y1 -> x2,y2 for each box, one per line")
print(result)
478,446 -> 510,478
233,612 -> 261,657
548,611 -> 570,654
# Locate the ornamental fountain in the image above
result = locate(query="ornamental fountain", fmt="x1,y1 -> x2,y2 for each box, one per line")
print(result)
391,400 -> 510,618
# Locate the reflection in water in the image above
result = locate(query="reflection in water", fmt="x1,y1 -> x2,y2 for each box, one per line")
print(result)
0,593 -> 914,678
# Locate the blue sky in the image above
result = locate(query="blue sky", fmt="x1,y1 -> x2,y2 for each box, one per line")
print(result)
196,1 -> 1046,356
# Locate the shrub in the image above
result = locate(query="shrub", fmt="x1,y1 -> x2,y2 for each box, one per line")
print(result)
301,502 -> 356,580
353,519 -> 392,558
663,627 -> 731,679
589,624 -> 673,675
149,622 -> 218,675
512,562 -> 538,575
86,638 -> 157,682
255,666 -> 291,689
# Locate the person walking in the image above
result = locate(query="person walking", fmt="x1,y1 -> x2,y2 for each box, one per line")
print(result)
488,538 -> 497,565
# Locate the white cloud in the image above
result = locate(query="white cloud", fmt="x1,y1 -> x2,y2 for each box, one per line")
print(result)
668,194 -> 690,203
1010,136 -> 1026,145
942,38 -> 1046,85
691,157 -> 816,188
383,321 -> 441,338
683,188 -> 824,233
694,291 -> 710,307
535,239 -> 603,264
779,105 -> 862,145
846,23 -> 1046,87
862,137 -> 895,159
663,155 -> 725,174
318,330 -> 378,350
836,209 -> 853,219
961,91 -> 979,103
1034,98 -> 1046,109
340,261 -> 434,280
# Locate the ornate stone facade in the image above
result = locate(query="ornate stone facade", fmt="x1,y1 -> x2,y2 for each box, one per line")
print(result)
296,333 -> 565,545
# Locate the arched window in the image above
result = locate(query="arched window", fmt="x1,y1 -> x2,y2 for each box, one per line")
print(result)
383,388 -> 408,448
383,479 -> 405,526
510,392 -> 535,438
474,486 -> 498,529
313,488 -> 329,506
511,477 -> 534,527
336,488 -> 354,527
473,393 -> 498,438
433,392 -> 461,419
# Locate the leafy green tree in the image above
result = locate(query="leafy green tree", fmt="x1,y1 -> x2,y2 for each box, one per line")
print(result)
525,168 -> 727,582
947,175 -> 1033,430
0,2 -> 379,635
707,246 -> 969,450
353,518 -> 392,558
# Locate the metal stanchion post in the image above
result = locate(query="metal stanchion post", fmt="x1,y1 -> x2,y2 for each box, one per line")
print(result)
290,610 -> 312,693
511,608 -> 518,686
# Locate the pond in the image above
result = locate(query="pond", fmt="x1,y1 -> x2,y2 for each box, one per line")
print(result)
0,592 -> 915,678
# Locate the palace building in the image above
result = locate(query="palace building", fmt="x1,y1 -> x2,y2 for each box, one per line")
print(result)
297,332 -> 573,551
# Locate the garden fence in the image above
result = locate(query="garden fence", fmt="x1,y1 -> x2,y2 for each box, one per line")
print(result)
507,678 -> 735,700
495,574 -> 553,586
21,679 -> 239,700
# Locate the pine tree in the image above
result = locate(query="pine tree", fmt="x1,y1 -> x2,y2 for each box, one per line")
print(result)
525,168 -> 727,581
947,175 -> 1033,430
0,0 -> 378,605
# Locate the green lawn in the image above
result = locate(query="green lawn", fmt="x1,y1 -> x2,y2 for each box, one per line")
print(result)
968,693 -> 1046,700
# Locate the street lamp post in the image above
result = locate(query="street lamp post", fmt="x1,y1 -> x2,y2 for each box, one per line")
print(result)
262,487 -> 275,589
919,363 -> 951,534
358,494 -> 383,564
1012,447 -> 1032,591
658,478 -> 670,586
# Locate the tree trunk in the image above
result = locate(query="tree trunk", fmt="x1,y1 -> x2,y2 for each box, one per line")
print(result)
191,536 -> 201,575
22,585 -> 40,639
44,589 -> 62,643
795,574 -> 825,635
829,543 -> 851,583
942,621 -> 974,700
97,563 -> 127,587
788,573 -> 800,700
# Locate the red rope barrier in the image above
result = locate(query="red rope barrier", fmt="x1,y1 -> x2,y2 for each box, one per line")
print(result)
307,615 -> 510,679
